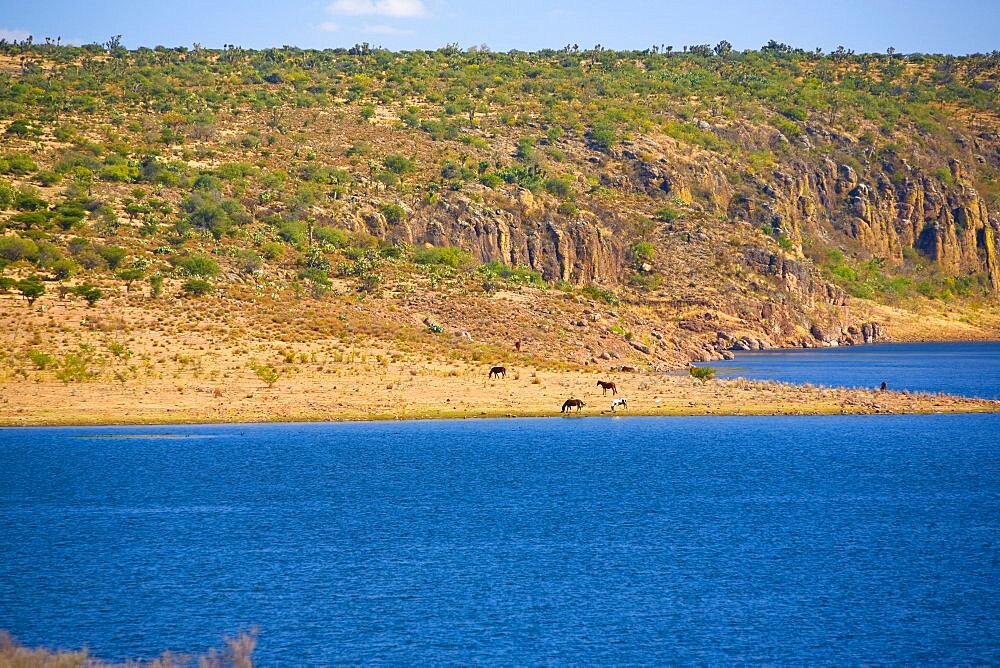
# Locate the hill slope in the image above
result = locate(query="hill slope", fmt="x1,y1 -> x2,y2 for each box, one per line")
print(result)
1,41 -> 998,391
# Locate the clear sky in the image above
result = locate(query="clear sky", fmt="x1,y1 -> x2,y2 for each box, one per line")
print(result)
1,0 -> 997,54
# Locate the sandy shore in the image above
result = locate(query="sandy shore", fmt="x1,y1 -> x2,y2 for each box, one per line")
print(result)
2,365 -> 996,427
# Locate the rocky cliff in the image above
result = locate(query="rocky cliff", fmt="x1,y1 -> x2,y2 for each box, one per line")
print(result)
351,129 -> 999,352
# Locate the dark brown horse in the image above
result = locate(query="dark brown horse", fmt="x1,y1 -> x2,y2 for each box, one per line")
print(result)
561,398 -> 585,413
489,366 -> 506,379
597,380 -> 617,395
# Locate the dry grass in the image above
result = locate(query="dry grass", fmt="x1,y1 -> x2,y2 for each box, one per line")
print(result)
0,630 -> 256,668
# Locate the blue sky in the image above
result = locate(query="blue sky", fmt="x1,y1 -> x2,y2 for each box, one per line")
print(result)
1,0 -> 997,54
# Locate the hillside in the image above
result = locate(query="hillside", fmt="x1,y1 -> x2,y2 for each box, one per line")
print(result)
1,38 -> 999,398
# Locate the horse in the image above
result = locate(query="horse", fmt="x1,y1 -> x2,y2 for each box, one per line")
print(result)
597,380 -> 617,395
561,398 -> 585,413
611,397 -> 628,412
489,366 -> 506,379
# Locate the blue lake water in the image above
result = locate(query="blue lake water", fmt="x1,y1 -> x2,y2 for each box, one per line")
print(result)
699,341 -> 1000,400
1,414 -> 999,664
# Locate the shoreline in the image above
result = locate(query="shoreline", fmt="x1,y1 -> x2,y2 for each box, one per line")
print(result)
2,406 -> 999,429
2,374 -> 997,428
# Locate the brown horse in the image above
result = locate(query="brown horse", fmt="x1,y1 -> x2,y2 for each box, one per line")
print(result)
561,398 -> 585,413
489,366 -> 506,379
597,380 -> 617,395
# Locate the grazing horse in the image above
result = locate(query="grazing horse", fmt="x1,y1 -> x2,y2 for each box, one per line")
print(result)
597,380 -> 617,395
489,366 -> 506,379
611,397 -> 628,412
561,398 -> 585,413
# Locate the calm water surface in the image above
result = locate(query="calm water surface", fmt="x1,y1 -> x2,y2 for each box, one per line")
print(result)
700,341 -> 1000,399
1,415 -> 999,664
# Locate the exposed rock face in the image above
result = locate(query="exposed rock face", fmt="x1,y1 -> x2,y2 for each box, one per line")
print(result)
619,138 -> 999,295
810,323 -> 831,342
358,132 -> 994,359
375,193 -> 625,283
743,248 -> 847,307
737,157 -> 1000,292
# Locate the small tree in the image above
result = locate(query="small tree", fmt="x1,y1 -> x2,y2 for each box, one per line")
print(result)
72,283 -> 103,307
16,276 -> 45,305
252,363 -> 280,387
714,40 -> 733,56
117,267 -> 144,291
148,274 -> 163,298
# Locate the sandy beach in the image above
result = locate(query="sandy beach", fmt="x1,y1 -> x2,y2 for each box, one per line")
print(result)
3,362 -> 997,427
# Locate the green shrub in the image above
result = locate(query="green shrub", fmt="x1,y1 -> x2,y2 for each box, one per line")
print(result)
98,245 -> 126,270
690,366 -> 716,382
588,122 -> 617,150
51,202 -> 86,230
252,363 -> 280,387
51,258 -> 76,280
933,166 -> 955,186
56,346 -> 96,382
630,241 -> 655,265
544,176 -> 573,197
261,241 -> 285,260
5,119 -> 38,137
414,245 -> 472,268
479,173 -> 503,188
99,162 -> 139,182
235,251 -> 263,275
0,236 -> 40,263
149,274 -> 164,298
27,349 -> 56,369
629,271 -> 663,291
34,170 -> 61,186
497,164 -> 545,191
557,201 -> 579,216
172,254 -> 220,277
477,260 -> 546,287
72,283 -> 103,306
662,121 -> 723,150
515,136 -> 535,161
582,284 -> 621,305
771,115 -> 802,138
383,154 -> 415,175
278,220 -> 306,245
182,191 -> 238,240
181,278 -> 213,297
313,226 -> 351,248
14,191 -> 47,211
653,207 -> 680,223
380,203 -> 406,225
0,179 -> 16,208
0,153 -> 38,175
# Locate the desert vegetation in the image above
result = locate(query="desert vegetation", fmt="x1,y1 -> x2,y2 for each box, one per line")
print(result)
0,36 -> 998,421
